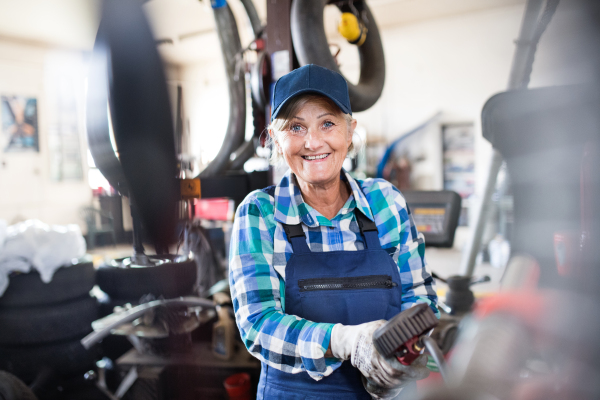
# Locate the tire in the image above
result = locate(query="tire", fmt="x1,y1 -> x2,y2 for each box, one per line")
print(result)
61,382 -> 111,400
96,256 -> 197,299
0,339 -> 98,383
0,261 -> 95,308
0,371 -> 38,400
291,0 -> 385,112
0,296 -> 98,346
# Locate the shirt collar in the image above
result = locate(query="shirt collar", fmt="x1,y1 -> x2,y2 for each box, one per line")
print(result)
272,168 -> 374,227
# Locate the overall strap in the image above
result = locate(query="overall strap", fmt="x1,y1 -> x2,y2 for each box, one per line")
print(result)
264,184 -> 311,254
355,211 -> 382,249
281,223 -> 311,254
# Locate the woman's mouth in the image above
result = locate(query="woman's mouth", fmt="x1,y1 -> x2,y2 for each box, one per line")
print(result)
302,153 -> 330,161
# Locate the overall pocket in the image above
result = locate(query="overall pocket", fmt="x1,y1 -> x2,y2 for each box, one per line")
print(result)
298,275 -> 398,325
299,275 -> 397,292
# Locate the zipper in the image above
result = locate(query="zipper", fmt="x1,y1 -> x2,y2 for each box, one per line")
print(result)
299,275 -> 397,292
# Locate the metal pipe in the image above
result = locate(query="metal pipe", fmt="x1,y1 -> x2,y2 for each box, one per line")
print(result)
459,150 -> 504,276
507,0 -> 546,90
459,0 -> 559,277
423,336 -> 449,383
80,297 -> 215,349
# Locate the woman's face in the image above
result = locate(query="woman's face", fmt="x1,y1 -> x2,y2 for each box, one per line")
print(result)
274,101 -> 356,189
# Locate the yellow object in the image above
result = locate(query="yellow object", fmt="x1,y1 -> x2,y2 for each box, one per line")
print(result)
338,13 -> 361,42
338,13 -> 367,46
180,178 -> 201,199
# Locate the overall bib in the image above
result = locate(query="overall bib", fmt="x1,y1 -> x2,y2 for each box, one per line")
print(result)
257,198 -> 404,399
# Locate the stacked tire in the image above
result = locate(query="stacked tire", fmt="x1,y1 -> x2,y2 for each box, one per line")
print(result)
0,260 -> 99,383
97,255 -> 197,312
96,255 -> 198,359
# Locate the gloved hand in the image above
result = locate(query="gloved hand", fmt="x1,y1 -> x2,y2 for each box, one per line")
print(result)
330,321 -> 430,393
363,354 -> 430,399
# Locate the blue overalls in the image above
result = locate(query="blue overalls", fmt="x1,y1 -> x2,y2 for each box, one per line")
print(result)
257,188 -> 404,399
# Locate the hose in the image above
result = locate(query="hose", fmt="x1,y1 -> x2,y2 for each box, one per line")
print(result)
422,336 -> 449,383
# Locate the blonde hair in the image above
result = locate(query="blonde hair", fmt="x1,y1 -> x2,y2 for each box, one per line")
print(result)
266,94 -> 360,165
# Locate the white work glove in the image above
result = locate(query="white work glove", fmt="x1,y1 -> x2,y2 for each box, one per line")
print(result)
330,321 -> 430,398
363,354 -> 430,399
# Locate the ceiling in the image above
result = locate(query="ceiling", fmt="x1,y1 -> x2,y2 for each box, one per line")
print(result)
0,0 -> 525,64
368,0 -> 525,28
0,0 -> 101,49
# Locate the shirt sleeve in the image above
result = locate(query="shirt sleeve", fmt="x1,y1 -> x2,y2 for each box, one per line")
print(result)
229,194 -> 338,381
390,186 -> 440,317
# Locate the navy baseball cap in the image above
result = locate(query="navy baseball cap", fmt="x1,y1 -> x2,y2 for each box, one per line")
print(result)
271,64 -> 352,121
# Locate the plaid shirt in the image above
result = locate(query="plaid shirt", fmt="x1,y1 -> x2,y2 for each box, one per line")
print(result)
229,169 -> 438,381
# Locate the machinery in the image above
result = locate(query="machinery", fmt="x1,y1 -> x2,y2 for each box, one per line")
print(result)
82,0 -> 600,399
373,304 -> 441,369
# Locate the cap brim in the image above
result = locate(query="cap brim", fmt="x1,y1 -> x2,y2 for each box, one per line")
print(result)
271,88 -> 352,121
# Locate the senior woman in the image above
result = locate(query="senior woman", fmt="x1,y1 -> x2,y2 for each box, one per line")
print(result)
229,64 -> 438,399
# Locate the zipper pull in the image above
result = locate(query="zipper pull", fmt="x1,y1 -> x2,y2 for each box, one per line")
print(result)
387,280 -> 398,287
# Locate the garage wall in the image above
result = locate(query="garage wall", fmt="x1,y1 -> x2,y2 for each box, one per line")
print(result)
0,39 -> 92,229
348,4 -> 526,194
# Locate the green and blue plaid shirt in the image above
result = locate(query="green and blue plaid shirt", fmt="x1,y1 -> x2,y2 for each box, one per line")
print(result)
229,169 -> 438,380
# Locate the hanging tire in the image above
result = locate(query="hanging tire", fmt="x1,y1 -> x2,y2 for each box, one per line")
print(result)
0,260 -> 95,307
96,256 -> 197,299
0,296 -> 98,346
0,338 -> 99,383
291,0 -> 385,112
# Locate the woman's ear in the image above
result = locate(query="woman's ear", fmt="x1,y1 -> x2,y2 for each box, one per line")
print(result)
348,119 -> 357,146
269,129 -> 282,152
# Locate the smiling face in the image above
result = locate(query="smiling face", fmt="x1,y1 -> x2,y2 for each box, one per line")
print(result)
271,95 -> 356,190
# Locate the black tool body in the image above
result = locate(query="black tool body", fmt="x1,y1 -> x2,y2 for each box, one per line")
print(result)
372,304 -> 438,365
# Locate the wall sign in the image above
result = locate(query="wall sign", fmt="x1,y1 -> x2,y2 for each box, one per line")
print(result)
1,96 -> 39,152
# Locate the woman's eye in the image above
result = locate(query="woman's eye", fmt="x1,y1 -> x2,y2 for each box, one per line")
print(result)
323,121 -> 334,128
289,124 -> 305,134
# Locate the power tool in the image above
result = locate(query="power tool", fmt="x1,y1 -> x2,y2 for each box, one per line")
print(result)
372,303 -> 439,365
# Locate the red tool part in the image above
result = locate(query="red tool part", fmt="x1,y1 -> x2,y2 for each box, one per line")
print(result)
372,304 -> 439,365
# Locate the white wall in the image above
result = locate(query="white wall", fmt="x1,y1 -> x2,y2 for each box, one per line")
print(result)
0,40 -> 91,230
349,4 -> 525,193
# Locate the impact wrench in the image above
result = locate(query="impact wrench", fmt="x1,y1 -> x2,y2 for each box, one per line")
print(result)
372,304 -> 449,383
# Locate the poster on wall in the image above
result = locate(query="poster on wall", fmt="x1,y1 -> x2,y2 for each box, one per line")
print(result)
1,95 -> 39,152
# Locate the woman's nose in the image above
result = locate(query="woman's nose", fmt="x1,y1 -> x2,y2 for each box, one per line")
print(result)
304,129 -> 324,150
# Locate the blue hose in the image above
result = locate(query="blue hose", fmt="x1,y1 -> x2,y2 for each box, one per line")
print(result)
375,112 -> 441,178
